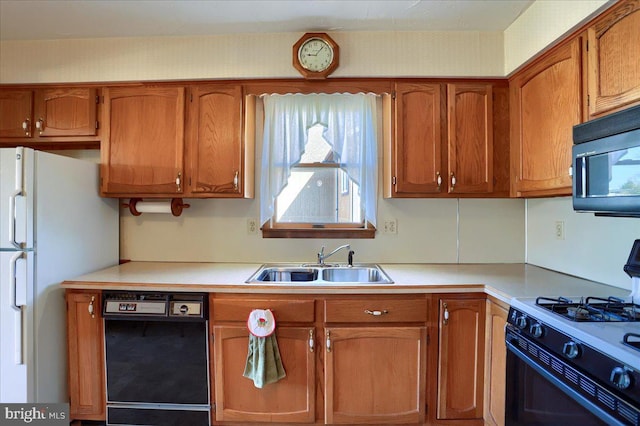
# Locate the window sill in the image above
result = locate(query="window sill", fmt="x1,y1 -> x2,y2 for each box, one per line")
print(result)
261,223 -> 376,239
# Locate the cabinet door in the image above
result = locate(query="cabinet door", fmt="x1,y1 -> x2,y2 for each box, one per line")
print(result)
393,83 -> 444,195
510,37 -> 583,196
437,298 -> 485,420
101,86 -> 185,196
212,325 -> 315,423
0,89 -> 33,138
34,88 -> 98,137
66,291 -> 105,421
484,299 -> 508,426
447,83 -> 493,194
187,85 -> 244,196
587,0 -> 640,118
324,326 -> 427,424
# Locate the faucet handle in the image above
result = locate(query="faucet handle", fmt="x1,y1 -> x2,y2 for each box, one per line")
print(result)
348,250 -> 355,267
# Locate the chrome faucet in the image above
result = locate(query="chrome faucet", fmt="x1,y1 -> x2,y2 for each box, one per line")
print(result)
317,244 -> 352,266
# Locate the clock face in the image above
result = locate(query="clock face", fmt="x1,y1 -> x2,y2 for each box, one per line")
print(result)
298,38 -> 334,72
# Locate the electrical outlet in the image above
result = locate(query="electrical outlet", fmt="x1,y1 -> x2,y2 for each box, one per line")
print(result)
247,218 -> 258,235
383,219 -> 397,234
555,220 -> 565,240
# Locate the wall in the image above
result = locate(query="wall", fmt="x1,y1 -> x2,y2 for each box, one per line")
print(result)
503,0 -> 611,74
527,198 -> 640,291
0,31 -> 503,83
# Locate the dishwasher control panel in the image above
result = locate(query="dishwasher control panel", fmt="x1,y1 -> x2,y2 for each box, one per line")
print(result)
103,291 -> 207,320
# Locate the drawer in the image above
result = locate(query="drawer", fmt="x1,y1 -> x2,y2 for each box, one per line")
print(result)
211,298 -> 315,323
324,298 -> 427,323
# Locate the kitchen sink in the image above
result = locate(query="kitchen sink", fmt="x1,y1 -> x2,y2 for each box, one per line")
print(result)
246,264 -> 393,284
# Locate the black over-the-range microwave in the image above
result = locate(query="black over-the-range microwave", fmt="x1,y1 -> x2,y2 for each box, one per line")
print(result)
572,104 -> 640,217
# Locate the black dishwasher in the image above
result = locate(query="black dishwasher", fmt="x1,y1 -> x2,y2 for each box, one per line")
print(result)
103,291 -> 210,426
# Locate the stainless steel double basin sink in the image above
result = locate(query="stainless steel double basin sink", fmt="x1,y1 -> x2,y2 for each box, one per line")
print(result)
246,264 -> 393,285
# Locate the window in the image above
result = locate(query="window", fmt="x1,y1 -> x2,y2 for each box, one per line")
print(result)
260,93 -> 378,238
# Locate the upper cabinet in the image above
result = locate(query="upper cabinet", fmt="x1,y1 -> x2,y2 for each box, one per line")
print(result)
100,86 -> 186,197
186,84 -> 253,198
586,0 -> 640,118
388,81 -> 508,198
447,83 -> 494,194
391,82 -> 444,196
509,37 -> 583,197
0,87 -> 99,148
100,83 -> 253,199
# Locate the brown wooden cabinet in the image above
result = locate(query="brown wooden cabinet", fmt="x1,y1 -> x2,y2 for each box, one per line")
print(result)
388,81 -> 506,198
391,82 -> 444,196
0,87 -> 99,148
484,298 -> 508,426
186,84 -> 252,197
586,0 -> 640,118
66,290 -> 105,421
323,298 -> 428,424
436,297 -> 486,421
509,36 -> 584,197
210,297 -> 316,423
100,86 -> 186,197
447,83 -> 494,194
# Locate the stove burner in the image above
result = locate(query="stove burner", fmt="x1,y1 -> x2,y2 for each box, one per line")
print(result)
567,306 -> 590,320
535,296 -> 640,322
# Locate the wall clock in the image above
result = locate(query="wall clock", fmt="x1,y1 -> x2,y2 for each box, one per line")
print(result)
293,32 -> 339,79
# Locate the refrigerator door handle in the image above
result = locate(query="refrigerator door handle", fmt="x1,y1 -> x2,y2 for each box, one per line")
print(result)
9,147 -> 25,249
10,251 -> 25,365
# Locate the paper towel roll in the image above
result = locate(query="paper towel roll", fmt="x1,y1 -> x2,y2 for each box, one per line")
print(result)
125,198 -> 190,216
134,201 -> 174,214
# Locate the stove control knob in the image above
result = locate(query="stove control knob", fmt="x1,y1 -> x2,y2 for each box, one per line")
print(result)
610,367 -> 632,390
529,323 -> 543,338
515,315 -> 528,330
562,341 -> 581,359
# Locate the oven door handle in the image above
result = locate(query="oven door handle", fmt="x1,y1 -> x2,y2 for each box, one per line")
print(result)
506,340 -> 627,426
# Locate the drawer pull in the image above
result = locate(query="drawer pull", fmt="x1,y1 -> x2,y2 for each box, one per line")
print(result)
364,309 -> 388,316
326,330 -> 331,352
309,329 -> 314,352
443,302 -> 449,325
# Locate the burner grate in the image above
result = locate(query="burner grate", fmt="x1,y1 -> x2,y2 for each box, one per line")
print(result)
535,296 -> 640,322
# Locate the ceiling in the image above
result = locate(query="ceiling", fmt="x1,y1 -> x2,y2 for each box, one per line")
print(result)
0,0 -> 534,41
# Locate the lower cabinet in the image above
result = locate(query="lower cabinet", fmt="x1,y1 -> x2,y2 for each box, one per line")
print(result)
324,326 -> 427,424
212,325 -> 316,423
484,298 -> 508,426
323,298 -> 428,424
435,296 -> 486,422
210,297 -> 316,423
65,290 -> 105,421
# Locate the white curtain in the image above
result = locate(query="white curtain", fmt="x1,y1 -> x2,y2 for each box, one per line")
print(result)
260,93 -> 378,227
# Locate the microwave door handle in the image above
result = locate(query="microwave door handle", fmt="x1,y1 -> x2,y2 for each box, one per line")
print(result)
578,157 -> 587,198
9,251 -> 25,365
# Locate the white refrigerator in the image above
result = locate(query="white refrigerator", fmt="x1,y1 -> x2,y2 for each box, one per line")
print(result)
0,147 -> 118,403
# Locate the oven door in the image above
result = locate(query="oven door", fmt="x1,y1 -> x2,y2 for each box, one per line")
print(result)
505,327 -> 635,426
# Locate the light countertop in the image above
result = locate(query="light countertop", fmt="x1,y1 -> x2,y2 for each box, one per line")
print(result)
61,262 -> 631,304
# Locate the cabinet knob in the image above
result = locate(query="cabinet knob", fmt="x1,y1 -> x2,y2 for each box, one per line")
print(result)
21,118 -> 30,136
436,172 -> 442,191
233,171 -> 239,191
35,118 -> 45,135
88,296 -> 95,319
326,330 -> 331,353
176,172 -> 182,192
309,329 -> 314,352
443,302 -> 449,325
450,172 -> 457,191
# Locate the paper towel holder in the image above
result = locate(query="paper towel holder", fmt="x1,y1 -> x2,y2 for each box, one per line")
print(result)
123,198 -> 190,217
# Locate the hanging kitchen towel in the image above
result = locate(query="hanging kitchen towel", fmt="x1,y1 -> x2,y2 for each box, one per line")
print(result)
243,309 -> 286,388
